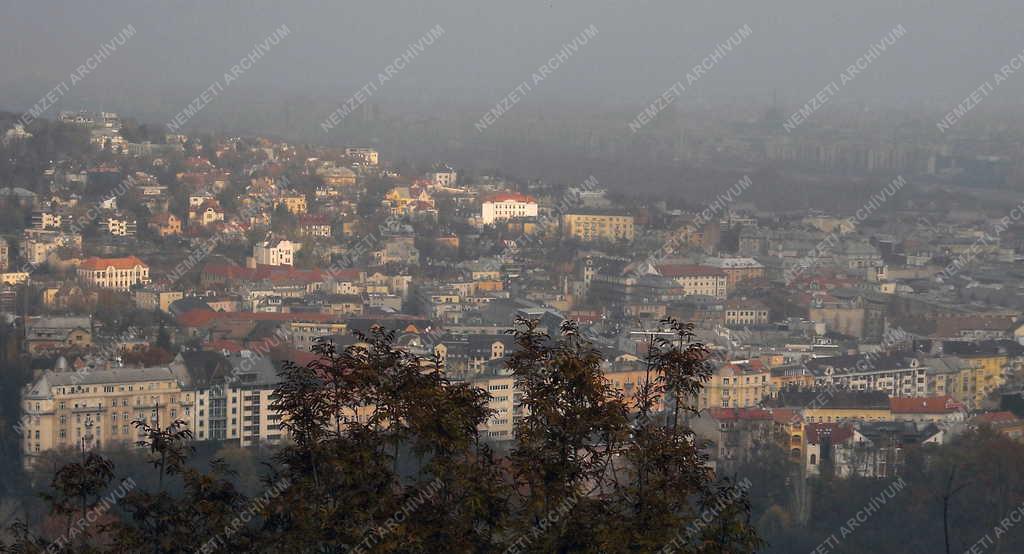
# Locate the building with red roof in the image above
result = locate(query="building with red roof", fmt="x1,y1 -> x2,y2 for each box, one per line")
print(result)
692,406 -> 775,472
971,411 -> 1024,441
480,192 -> 538,225
889,396 -> 966,423
77,256 -> 150,291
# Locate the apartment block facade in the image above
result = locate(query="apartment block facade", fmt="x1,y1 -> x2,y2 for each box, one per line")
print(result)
21,367 -> 193,468
562,212 -> 635,242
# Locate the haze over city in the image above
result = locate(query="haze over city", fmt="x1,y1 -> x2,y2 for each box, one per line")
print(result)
2,2 -> 1024,553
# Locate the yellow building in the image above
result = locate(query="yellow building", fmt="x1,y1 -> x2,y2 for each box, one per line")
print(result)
695,360 -> 772,410
606,363 -> 666,412
944,342 -> 1021,408
277,193 -> 308,214
769,389 -> 893,426
801,406 -> 893,424
769,364 -> 815,390
771,408 -> 806,460
562,212 -> 635,242
20,367 -> 193,468
0,272 -> 29,285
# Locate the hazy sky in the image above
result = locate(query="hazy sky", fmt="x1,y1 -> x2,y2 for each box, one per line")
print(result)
3,1 -> 1024,124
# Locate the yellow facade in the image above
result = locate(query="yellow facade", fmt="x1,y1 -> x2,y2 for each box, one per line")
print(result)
21,367 -> 193,467
606,366 -> 666,412
801,407 -> 892,424
956,354 -> 1008,407
279,194 -> 308,214
696,364 -> 772,410
562,213 -> 635,242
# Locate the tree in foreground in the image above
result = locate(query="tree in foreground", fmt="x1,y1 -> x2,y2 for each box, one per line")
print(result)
2,318 -> 762,553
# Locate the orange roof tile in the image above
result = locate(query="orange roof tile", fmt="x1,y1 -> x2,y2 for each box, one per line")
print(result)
79,256 -> 147,271
483,192 -> 537,204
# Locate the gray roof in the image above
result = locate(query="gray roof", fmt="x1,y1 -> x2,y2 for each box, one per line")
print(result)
27,316 -> 91,330
26,366 -> 177,398
172,350 -> 280,389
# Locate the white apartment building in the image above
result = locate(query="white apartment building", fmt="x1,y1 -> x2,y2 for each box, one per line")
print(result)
656,264 -> 728,299
480,193 -> 539,225
253,239 -> 299,266
175,351 -> 288,447
467,370 -> 519,440
345,147 -> 379,165
32,210 -> 64,230
106,215 -> 136,237
428,168 -> 457,187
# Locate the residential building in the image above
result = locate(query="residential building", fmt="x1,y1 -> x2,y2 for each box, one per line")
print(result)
808,289 -> 887,341
285,320 -> 349,352
562,212 -> 635,242
188,198 -> 225,227
467,368 -> 518,440
942,340 -> 1024,407
149,212 -> 182,236
317,165 -> 357,186
724,298 -> 770,326
771,389 -> 893,424
480,193 -> 539,225
971,411 -> 1024,441
253,240 -> 299,267
298,215 -> 332,238
691,408 -> 775,473
20,366 -> 192,468
655,264 -> 727,299
345,147 -> 379,165
806,353 -> 927,398
21,229 -> 81,265
808,421 -> 943,478
372,236 -> 419,266
276,192 -> 307,214
889,396 -> 966,424
175,350 -> 287,447
704,257 -> 765,288
24,316 -> 93,354
428,167 -> 457,187
78,256 -> 151,291
32,209 -> 64,230
134,288 -> 185,313
105,214 -> 137,237
695,360 -> 772,410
